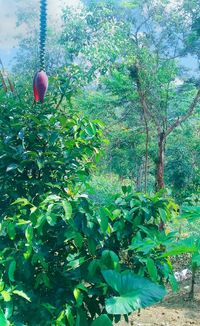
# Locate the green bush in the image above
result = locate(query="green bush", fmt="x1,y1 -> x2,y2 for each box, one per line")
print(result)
0,93 -> 178,325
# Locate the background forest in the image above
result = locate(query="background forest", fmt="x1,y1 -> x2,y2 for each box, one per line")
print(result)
0,0 -> 200,325
6,0 -> 200,202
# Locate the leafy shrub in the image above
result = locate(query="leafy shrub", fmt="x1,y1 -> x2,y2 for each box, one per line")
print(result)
102,187 -> 179,289
0,94 -> 177,325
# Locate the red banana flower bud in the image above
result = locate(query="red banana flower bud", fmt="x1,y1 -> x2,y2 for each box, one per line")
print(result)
33,70 -> 48,103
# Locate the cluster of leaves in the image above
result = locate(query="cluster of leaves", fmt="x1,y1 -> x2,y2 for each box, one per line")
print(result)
105,187 -> 179,290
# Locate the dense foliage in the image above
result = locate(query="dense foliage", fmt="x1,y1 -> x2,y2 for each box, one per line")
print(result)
0,0 -> 199,325
10,0 -> 200,200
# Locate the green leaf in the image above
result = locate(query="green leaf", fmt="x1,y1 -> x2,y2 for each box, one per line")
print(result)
73,288 -> 83,307
88,238 -> 96,256
56,310 -> 65,324
162,238 -> 196,257
91,314 -> 112,326
88,260 -> 100,277
102,270 -> 166,315
0,309 -> 8,326
13,290 -> 31,302
0,281 -> 4,291
147,258 -> 158,282
99,207 -> 111,232
16,219 -> 30,226
74,233 -> 84,249
5,301 -> 13,319
111,209 -> 121,221
158,208 -> 167,222
65,305 -> 75,326
46,203 -> 55,225
75,308 -> 88,326
62,201 -> 72,220
1,291 -> 11,302
35,215 -> 46,228
25,224 -> 33,243
23,244 -> 32,260
8,260 -> 16,282
7,223 -> 16,240
12,198 -> 31,206
42,303 -> 56,314
100,215 -> 108,233
30,206 -> 37,214
36,159 -> 44,170
101,251 -> 119,270
67,256 -> 86,270
46,213 -> 57,226
169,274 -> 179,293
6,164 -> 18,172
84,124 -> 96,138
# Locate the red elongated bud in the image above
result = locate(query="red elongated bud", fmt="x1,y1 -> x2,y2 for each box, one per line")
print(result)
33,73 -> 39,102
33,70 -> 48,103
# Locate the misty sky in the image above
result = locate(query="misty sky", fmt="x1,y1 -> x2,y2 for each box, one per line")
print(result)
0,0 -> 81,67
0,0 -> 81,48
0,0 -> 198,73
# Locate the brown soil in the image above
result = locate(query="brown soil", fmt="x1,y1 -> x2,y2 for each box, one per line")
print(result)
117,277 -> 200,326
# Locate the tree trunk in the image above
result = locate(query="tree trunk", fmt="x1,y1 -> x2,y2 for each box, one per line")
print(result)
155,132 -> 165,191
189,265 -> 197,300
136,161 -> 143,191
144,115 -> 149,193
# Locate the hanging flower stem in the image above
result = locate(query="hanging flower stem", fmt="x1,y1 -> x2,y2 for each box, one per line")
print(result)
33,0 -> 48,103
40,0 -> 47,71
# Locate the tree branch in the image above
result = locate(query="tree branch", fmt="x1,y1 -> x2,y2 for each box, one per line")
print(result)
134,63 -> 161,130
165,88 -> 200,138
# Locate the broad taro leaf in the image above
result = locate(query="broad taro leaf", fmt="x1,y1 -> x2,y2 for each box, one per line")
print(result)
102,270 -> 166,315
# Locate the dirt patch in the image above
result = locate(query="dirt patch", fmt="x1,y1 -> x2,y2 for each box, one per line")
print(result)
117,277 -> 200,326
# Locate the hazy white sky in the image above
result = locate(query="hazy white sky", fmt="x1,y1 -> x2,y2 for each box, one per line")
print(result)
0,0 -> 81,49
0,0 -> 197,72
0,0 -> 185,50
